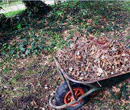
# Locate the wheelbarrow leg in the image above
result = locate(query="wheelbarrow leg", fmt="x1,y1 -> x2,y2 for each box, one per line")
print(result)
106,88 -> 119,100
122,83 -> 127,100
57,67 -> 77,101
66,79 -> 77,101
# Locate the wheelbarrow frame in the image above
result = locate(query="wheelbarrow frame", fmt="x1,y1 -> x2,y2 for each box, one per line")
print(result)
49,54 -> 130,109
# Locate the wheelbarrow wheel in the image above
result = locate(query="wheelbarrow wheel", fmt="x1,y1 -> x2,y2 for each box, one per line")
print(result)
55,82 -> 90,110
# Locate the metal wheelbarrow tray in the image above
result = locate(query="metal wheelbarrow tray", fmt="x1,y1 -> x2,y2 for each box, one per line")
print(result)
49,54 -> 130,110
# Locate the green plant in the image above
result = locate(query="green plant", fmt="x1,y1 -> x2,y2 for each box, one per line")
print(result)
12,74 -> 22,83
3,66 -> 11,74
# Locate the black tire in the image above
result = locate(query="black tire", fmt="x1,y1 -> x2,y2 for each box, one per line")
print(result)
55,82 -> 90,110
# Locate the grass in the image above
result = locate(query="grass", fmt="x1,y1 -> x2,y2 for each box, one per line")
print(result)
0,1 -> 23,8
4,9 -> 25,17
0,0 -> 25,17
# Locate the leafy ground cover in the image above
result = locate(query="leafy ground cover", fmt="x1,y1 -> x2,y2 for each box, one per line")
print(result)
0,1 -> 130,110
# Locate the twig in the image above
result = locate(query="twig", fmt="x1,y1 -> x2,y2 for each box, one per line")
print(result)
125,40 -> 130,47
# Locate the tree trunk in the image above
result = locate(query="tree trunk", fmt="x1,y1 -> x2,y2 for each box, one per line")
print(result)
22,0 -> 51,15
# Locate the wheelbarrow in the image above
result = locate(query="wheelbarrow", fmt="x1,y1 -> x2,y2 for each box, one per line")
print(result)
49,41 -> 130,110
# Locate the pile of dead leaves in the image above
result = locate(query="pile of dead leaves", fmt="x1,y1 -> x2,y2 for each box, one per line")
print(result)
56,36 -> 130,81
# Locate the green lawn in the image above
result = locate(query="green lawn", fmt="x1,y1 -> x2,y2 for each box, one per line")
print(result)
0,0 -> 25,17
0,0 -> 23,8
4,9 -> 25,17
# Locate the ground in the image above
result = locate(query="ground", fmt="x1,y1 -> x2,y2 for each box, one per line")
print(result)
0,1 -> 130,110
